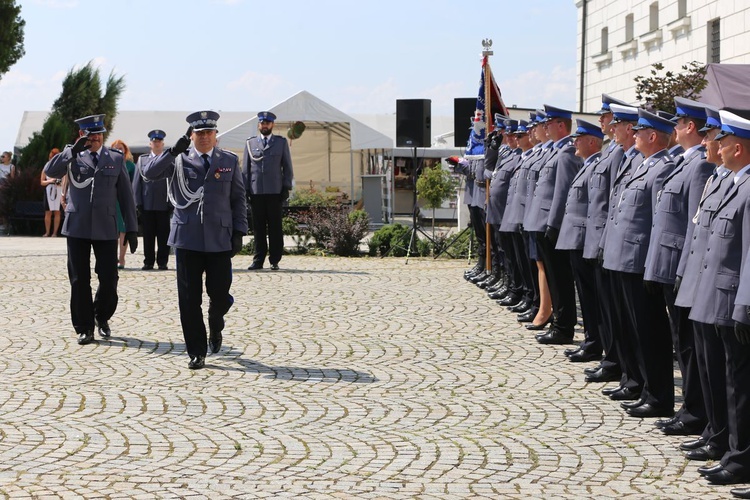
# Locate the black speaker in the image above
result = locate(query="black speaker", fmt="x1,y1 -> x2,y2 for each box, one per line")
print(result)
396,99 -> 431,147
454,97 -> 475,147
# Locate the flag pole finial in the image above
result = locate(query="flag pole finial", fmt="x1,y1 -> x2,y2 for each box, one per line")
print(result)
482,38 -> 493,56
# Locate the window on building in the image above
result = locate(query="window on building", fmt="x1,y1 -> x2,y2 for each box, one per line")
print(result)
650,2 -> 659,32
601,27 -> 609,53
708,18 -> 721,63
625,14 -> 634,41
678,0 -> 687,19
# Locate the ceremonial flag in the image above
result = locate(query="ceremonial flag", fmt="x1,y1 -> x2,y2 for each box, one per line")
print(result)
466,56 -> 509,156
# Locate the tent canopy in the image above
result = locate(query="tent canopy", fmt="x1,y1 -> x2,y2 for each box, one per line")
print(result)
701,63 -> 750,110
218,91 -> 392,200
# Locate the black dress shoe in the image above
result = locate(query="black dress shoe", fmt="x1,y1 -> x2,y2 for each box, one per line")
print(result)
95,318 -> 111,338
77,330 -> 95,345
488,287 -> 509,300
680,437 -> 707,451
509,300 -> 532,313
586,367 -> 622,383
706,468 -> 749,485
730,487 -> 750,498
158,265 -> 168,270
654,416 -> 679,429
608,386 -> 641,400
517,308 -> 538,323
698,463 -> 723,476
568,350 -> 603,363
478,275 -> 499,289
601,385 -> 624,396
141,264 -> 154,270
469,271 -> 489,284
247,262 -> 264,270
564,347 -> 581,357
620,399 -> 645,410
525,316 -> 552,331
498,294 -> 521,306
209,330 -> 223,354
585,364 -> 603,375
536,329 -> 574,345
627,403 -> 674,418
685,445 -> 725,461
188,355 -> 206,370
270,263 -> 279,271
662,420 -> 704,436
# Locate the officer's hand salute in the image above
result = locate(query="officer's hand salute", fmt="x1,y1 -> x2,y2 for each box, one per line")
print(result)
170,127 -> 193,156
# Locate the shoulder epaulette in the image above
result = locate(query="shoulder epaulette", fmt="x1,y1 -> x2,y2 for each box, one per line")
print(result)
220,149 -> 238,158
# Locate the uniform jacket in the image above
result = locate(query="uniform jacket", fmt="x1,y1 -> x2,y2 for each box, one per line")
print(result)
500,148 -> 536,232
602,149 -> 673,274
556,152 -> 601,251
133,153 -> 171,211
521,141 -> 555,230
44,146 -> 137,240
243,134 -> 294,196
143,147 -> 248,253
453,159 -> 474,206
674,169 -> 733,308
643,146 -> 714,284
582,142 -> 624,259
486,149 -> 520,225
688,174 -> 750,326
470,157 -> 488,208
525,136 -> 581,232
599,147 -> 643,253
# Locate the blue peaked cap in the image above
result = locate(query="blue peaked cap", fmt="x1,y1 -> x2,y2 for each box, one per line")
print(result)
75,114 -> 106,133
571,119 -> 604,139
716,109 -> 750,140
633,108 -> 677,134
674,96 -> 708,120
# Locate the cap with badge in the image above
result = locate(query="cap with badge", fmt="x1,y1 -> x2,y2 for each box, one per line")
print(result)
514,120 -> 529,134
633,108 -> 678,134
570,119 -> 605,139
535,110 -> 547,124
527,112 -> 538,128
148,129 -> 166,140
610,103 -> 640,123
258,111 -> 277,123
597,94 -> 628,115
494,113 -> 508,129
542,104 -> 573,121
699,105 -> 721,132
715,109 -> 750,140
186,110 -> 220,130
75,114 -> 107,134
503,119 -> 518,133
674,96 -> 708,121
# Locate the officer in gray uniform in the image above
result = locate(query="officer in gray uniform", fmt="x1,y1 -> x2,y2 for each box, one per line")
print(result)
243,111 -> 294,271
133,129 -> 171,270
689,110 -> 750,486
44,114 -> 138,346
603,108 -> 675,418
144,111 -> 248,370
643,97 -> 714,436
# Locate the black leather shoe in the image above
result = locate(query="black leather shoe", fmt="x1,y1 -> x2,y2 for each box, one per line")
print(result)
685,445 -> 725,461
77,330 -> 94,345
247,262 -> 264,270
627,403 -> 674,418
141,264 -> 154,270
585,364 -> 603,375
158,265 -> 168,270
680,438 -> 707,451
569,350 -> 603,363
608,386 -> 641,400
662,420 -> 704,436
526,316 -> 553,331
536,329 -> 574,345
698,463 -> 723,476
486,281 -> 506,293
601,385 -> 624,396
209,330 -> 223,354
564,347 -> 581,357
188,355 -> 206,370
730,487 -> 750,498
469,271 -> 489,284
498,294 -> 521,306
620,399 -> 645,410
517,308 -> 538,323
654,416 -> 679,429
488,287 -> 509,300
586,368 -> 622,383
270,263 -> 279,271
706,469 -> 749,485
95,318 -> 111,338
509,299 -> 532,313
478,275 -> 499,289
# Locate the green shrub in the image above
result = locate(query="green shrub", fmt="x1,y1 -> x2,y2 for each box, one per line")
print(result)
298,207 -> 370,256
288,187 -> 338,207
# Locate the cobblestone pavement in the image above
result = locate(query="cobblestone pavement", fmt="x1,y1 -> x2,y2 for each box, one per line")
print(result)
0,237 -> 733,499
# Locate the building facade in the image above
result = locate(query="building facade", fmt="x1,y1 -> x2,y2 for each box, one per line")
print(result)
576,0 -> 750,112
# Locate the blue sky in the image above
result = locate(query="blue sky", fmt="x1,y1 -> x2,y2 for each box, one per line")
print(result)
1,0 -> 578,152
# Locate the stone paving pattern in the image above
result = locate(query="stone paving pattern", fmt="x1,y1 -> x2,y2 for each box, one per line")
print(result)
0,237 -> 731,498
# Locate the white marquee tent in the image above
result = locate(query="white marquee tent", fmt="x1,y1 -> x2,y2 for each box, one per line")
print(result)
218,91 -> 393,202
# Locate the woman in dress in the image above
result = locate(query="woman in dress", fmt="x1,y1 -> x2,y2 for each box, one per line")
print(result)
110,140 -> 136,269
40,148 -> 62,237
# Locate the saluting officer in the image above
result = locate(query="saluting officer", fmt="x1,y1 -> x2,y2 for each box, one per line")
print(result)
43,114 -> 138,345
144,111 -> 248,370
133,129 -> 171,270
243,111 -> 294,271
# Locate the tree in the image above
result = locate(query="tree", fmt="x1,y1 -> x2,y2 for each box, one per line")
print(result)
634,61 -> 708,114
416,161 -> 458,243
0,0 -> 25,80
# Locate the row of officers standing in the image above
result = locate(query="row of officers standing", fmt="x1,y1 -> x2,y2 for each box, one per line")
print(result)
454,96 -> 750,496
44,110 -> 293,371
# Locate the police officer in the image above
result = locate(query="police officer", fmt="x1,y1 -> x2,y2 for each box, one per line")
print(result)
244,111 -> 294,271
144,111 -> 248,370
133,129 -> 171,270
44,114 -> 138,345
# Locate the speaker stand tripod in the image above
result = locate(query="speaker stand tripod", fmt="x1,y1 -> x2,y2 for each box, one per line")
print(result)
404,147 -> 440,264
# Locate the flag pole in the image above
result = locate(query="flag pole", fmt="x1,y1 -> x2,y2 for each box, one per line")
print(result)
482,39 -> 493,274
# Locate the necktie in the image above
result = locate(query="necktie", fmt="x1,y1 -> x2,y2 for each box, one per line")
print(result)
263,137 -> 268,148
91,151 -> 98,167
201,153 -> 210,170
